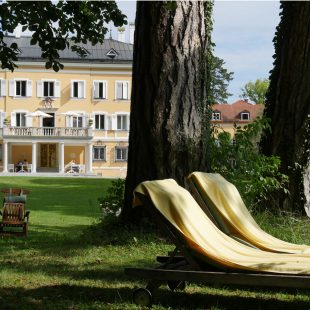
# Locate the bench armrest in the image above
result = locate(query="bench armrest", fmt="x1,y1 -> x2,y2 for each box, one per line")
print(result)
24,210 -> 30,221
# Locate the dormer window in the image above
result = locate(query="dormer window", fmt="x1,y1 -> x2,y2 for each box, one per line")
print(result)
106,48 -> 118,59
240,112 -> 250,120
212,112 -> 221,121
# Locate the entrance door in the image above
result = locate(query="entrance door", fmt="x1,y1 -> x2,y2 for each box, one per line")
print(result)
42,113 -> 55,127
40,144 -> 56,168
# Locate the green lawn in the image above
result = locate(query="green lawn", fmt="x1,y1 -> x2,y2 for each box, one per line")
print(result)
0,176 -> 309,310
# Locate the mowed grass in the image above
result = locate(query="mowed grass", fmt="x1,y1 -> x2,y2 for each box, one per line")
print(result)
0,176 -> 309,310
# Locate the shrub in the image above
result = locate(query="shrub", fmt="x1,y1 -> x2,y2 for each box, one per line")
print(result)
209,117 -> 289,211
98,178 -> 125,220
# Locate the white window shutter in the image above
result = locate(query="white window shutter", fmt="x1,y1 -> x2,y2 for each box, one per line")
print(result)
123,82 -> 128,99
70,81 -> 74,98
11,112 -> 16,126
83,81 -> 86,98
126,115 -> 130,130
37,80 -> 43,97
26,115 -> 33,127
102,82 -> 107,99
65,116 -> 70,128
111,114 -> 117,130
27,80 -> 32,97
93,81 -> 98,99
9,80 -> 15,97
116,82 -> 122,99
104,114 -> 108,130
1,80 -> 6,96
54,80 -> 60,97
1,112 -> 5,127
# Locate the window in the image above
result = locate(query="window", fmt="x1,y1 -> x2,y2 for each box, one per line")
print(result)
240,112 -> 250,120
117,114 -> 129,130
116,81 -> 129,100
37,80 -> 60,98
43,81 -> 54,97
16,113 -> 26,127
93,146 -> 106,161
93,81 -> 107,99
72,116 -> 83,128
212,112 -> 221,121
94,114 -> 105,130
9,79 -> 32,97
71,80 -> 85,99
115,146 -> 128,162
16,80 -> 27,96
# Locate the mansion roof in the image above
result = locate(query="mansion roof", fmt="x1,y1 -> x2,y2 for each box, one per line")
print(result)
4,36 -> 133,64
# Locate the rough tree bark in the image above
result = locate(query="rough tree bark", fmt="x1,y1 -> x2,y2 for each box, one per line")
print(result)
122,1 -> 208,222
262,2 -> 310,214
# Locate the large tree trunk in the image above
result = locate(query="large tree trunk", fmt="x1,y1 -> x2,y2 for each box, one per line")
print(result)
262,2 -> 310,214
122,1 -> 208,222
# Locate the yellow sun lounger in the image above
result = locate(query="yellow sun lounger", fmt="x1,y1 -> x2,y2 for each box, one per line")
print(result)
125,179 -> 310,306
187,172 -> 310,255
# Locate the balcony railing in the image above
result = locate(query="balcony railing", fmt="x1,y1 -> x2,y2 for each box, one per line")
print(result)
3,126 -> 93,138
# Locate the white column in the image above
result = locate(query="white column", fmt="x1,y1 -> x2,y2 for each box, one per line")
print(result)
86,142 -> 93,174
3,142 -> 8,172
32,142 -> 37,173
59,142 -> 64,173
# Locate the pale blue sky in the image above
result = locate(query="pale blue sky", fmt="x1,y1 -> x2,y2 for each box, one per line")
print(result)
116,1 -> 280,103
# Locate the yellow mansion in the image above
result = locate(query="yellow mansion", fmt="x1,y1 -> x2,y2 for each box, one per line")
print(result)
0,35 -> 132,177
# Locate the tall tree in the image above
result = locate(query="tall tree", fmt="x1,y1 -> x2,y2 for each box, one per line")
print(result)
240,78 -> 269,104
123,1 -> 208,221
262,2 -> 310,214
0,1 -> 126,71
208,55 -> 233,104
205,0 -> 233,104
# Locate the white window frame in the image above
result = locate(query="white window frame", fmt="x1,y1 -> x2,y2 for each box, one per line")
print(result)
15,112 -> 27,127
116,113 -> 130,131
94,113 -> 107,130
115,146 -> 128,162
37,79 -> 60,98
240,112 -> 250,120
71,80 -> 86,99
115,80 -> 129,100
10,79 -> 32,98
93,146 -> 106,161
212,112 -> 221,121
93,80 -> 107,100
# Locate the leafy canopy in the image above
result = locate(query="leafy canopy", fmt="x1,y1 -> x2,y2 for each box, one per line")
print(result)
0,1 -> 127,71
240,78 -> 269,104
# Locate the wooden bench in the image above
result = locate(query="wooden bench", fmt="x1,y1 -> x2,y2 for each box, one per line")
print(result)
0,203 -> 30,236
1,188 -> 30,196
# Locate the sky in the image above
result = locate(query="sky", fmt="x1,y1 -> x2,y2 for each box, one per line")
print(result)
114,1 -> 281,103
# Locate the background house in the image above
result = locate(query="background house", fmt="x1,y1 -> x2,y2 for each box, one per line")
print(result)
211,100 -> 265,137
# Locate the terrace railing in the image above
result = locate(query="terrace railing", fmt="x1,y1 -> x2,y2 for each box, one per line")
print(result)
2,127 -> 93,138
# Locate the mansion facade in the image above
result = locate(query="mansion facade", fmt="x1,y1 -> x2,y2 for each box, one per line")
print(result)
0,36 -> 132,177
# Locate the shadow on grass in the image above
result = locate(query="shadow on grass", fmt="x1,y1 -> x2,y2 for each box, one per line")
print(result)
0,284 -> 309,310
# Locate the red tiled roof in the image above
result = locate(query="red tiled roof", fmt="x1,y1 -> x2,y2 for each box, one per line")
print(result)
212,100 -> 264,123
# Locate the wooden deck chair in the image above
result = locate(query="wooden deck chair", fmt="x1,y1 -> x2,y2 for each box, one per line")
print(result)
125,179 -> 310,306
187,172 -> 310,254
0,203 -> 30,236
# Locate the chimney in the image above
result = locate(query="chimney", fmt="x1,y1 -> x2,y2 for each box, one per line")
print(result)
129,22 -> 135,44
117,27 -> 125,43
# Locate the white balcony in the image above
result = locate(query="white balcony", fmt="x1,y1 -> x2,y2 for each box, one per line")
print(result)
2,126 -> 93,139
